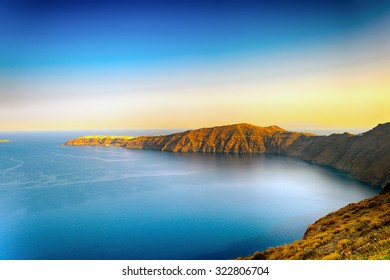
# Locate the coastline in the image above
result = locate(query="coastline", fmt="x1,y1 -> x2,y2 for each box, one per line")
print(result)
238,185 -> 390,260
65,123 -> 390,187
63,123 -> 390,260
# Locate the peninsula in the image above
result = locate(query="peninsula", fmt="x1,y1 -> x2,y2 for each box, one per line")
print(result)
66,122 -> 390,187
0,139 -> 10,143
65,123 -> 390,260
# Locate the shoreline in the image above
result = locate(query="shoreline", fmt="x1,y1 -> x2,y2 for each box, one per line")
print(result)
63,123 -> 390,260
64,122 -> 390,187
238,185 -> 390,260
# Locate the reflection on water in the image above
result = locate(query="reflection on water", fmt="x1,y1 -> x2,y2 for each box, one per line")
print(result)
0,132 -> 381,259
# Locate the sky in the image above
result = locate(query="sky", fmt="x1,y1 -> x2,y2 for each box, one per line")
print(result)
1,0 -> 390,132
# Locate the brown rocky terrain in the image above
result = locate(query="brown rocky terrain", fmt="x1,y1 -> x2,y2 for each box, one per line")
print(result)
65,122 -> 390,186
65,136 -> 135,147
285,123 -> 390,186
65,123 -> 312,153
65,122 -> 390,260
238,185 -> 390,260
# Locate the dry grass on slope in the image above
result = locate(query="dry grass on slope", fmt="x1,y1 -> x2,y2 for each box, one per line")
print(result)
239,186 -> 390,260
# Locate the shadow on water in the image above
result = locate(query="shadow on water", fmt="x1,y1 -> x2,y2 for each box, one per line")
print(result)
0,132 -> 382,259
194,215 -> 318,260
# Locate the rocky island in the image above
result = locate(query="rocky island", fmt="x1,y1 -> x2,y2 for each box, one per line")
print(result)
65,122 -> 390,259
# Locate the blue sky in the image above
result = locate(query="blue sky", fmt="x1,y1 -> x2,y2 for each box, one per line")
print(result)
1,0 -> 390,130
1,0 -> 388,69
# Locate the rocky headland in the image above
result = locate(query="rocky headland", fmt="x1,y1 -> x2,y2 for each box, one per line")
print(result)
66,122 -> 390,187
65,122 -> 390,260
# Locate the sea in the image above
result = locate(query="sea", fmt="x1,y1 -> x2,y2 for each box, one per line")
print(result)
0,130 -> 381,260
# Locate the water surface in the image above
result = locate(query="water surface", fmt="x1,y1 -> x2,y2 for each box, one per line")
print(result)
0,131 -> 380,259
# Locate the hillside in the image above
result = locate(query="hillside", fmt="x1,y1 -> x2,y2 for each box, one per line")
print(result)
65,123 -> 314,153
65,122 -> 390,186
285,123 -> 390,186
65,122 -> 390,260
66,123 -> 309,152
64,136 -> 135,147
238,185 -> 390,260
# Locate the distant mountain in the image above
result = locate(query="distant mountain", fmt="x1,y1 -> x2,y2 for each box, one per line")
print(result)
122,123 -> 315,153
66,123 -> 309,152
65,122 -> 390,187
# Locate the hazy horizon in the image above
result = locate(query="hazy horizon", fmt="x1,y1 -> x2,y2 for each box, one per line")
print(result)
0,124 -> 376,136
1,0 -> 389,131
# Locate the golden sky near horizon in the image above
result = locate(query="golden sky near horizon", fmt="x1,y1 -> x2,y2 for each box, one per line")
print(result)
1,4 -> 389,132
2,44 -> 389,132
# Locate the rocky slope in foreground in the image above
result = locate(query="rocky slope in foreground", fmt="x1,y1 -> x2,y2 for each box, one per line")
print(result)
66,122 -> 390,186
238,185 -> 390,260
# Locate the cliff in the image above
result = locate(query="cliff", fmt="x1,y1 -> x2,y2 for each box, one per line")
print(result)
238,185 -> 390,260
65,123 -> 312,153
65,122 -> 390,186
285,123 -> 390,186
65,122 -> 390,260
65,136 -> 135,147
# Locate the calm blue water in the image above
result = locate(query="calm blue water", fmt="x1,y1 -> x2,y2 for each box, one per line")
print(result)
0,131 -> 380,260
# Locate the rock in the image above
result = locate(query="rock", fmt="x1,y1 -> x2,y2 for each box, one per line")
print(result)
237,251 -> 267,260
65,122 -> 390,186
64,122 -> 390,260
302,249 -> 315,259
244,188 -> 390,260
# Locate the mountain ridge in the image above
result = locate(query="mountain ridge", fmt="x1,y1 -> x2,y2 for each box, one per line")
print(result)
65,122 -> 390,187
64,122 -> 390,260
